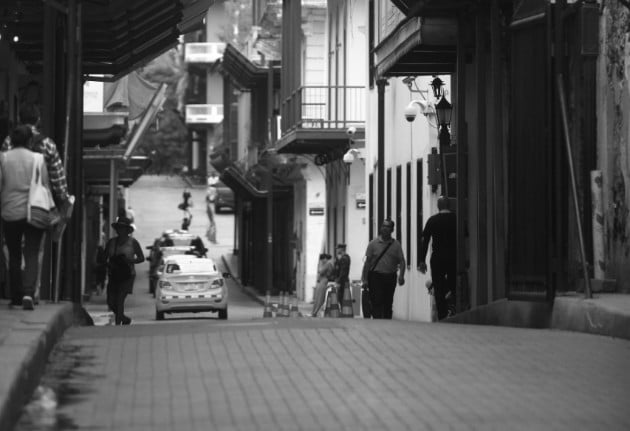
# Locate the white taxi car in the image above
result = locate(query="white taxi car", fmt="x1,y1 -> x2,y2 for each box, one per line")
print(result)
155,255 -> 229,320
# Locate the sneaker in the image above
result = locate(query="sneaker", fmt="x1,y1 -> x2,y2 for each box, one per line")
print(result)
122,316 -> 132,325
22,296 -> 34,310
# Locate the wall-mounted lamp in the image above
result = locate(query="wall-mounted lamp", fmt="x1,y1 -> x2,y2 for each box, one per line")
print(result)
429,76 -> 445,99
435,96 -> 453,147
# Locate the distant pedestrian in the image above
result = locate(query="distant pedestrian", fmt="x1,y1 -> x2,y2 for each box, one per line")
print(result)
0,125 -> 49,309
311,253 -> 334,317
206,193 -> 217,243
178,189 -> 193,217
92,244 -> 107,295
361,219 -> 405,319
333,244 -> 350,303
419,196 -> 456,320
105,216 -> 145,325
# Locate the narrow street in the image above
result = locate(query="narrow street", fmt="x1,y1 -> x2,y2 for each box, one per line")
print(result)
11,176 -> 630,430
85,175 -> 262,324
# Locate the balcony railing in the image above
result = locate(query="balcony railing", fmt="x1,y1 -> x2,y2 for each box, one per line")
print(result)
281,86 -> 365,133
185,104 -> 224,124
184,42 -> 226,63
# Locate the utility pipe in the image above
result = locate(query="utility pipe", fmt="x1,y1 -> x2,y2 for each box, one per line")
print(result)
556,74 -> 592,299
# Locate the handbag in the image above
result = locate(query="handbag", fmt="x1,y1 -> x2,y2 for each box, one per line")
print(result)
27,153 -> 60,229
362,241 -> 394,319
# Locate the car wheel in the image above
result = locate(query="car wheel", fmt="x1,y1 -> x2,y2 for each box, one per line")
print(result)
156,310 -> 165,321
218,308 -> 228,320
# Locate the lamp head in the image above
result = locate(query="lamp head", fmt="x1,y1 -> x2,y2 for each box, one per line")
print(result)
346,126 -> 357,136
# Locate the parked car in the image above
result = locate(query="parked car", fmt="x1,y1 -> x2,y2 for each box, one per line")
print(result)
154,255 -> 229,320
206,180 -> 234,213
146,230 -> 208,296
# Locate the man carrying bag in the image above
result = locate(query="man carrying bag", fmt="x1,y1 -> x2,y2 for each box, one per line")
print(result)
361,219 -> 406,319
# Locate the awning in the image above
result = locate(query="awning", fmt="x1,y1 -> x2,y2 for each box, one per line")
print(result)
83,151 -> 151,188
220,44 -> 280,90
221,166 -> 268,200
374,16 -> 457,78
390,0 -> 475,17
2,0 -> 214,80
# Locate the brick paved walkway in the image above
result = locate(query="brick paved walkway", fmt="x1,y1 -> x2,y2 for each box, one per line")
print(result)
19,318 -> 630,431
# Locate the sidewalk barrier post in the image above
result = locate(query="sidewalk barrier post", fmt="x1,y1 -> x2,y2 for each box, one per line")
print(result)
289,294 -> 300,318
263,290 -> 273,318
277,291 -> 285,317
323,287 -> 332,317
340,286 -> 354,318
280,291 -> 289,317
328,285 -> 340,318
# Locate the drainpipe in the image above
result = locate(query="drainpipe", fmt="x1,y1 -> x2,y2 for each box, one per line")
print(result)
376,79 -> 387,227
557,74 -> 592,299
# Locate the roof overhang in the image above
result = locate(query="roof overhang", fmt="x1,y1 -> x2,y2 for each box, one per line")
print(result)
390,0 -> 474,18
2,0 -> 213,79
83,150 -> 151,188
220,166 -> 268,200
374,16 -> 458,79
220,44 -> 280,90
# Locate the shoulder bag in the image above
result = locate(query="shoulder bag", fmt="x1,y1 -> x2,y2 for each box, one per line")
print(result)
362,241 -> 394,319
27,153 -> 60,229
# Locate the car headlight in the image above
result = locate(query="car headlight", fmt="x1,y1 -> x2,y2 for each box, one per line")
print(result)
160,280 -> 172,290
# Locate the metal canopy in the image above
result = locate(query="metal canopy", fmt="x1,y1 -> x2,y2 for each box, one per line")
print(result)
220,44 -> 280,90
374,16 -> 458,78
1,0 -> 213,78
221,166 -> 268,200
83,152 -> 151,187
390,0 -> 476,17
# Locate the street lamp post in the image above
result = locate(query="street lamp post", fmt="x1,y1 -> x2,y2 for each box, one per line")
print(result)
430,76 -> 454,196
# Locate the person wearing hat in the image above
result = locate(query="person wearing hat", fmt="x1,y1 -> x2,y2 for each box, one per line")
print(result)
104,216 -> 145,325
333,243 -> 351,306
361,218 -> 405,319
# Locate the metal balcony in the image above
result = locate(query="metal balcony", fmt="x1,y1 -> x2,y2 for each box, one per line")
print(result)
184,42 -> 226,63
277,85 -> 365,155
185,104 -> 224,124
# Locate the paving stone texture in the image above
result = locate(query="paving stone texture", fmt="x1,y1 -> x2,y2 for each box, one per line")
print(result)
18,317 -> 630,431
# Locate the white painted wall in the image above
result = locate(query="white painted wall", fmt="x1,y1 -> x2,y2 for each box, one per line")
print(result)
298,163 -> 327,302
366,76 -> 450,321
236,91 -> 251,162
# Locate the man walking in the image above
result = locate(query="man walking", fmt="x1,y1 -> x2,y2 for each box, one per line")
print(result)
419,196 -> 456,320
361,219 -> 405,319
333,243 -> 350,303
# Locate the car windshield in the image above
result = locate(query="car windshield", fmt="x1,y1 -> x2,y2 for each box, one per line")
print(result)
171,237 -> 193,246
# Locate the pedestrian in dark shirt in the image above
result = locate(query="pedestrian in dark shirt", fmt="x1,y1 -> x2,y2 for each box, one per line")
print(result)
333,243 -> 350,303
419,196 -> 456,320
105,216 -> 145,325
361,219 -> 405,319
